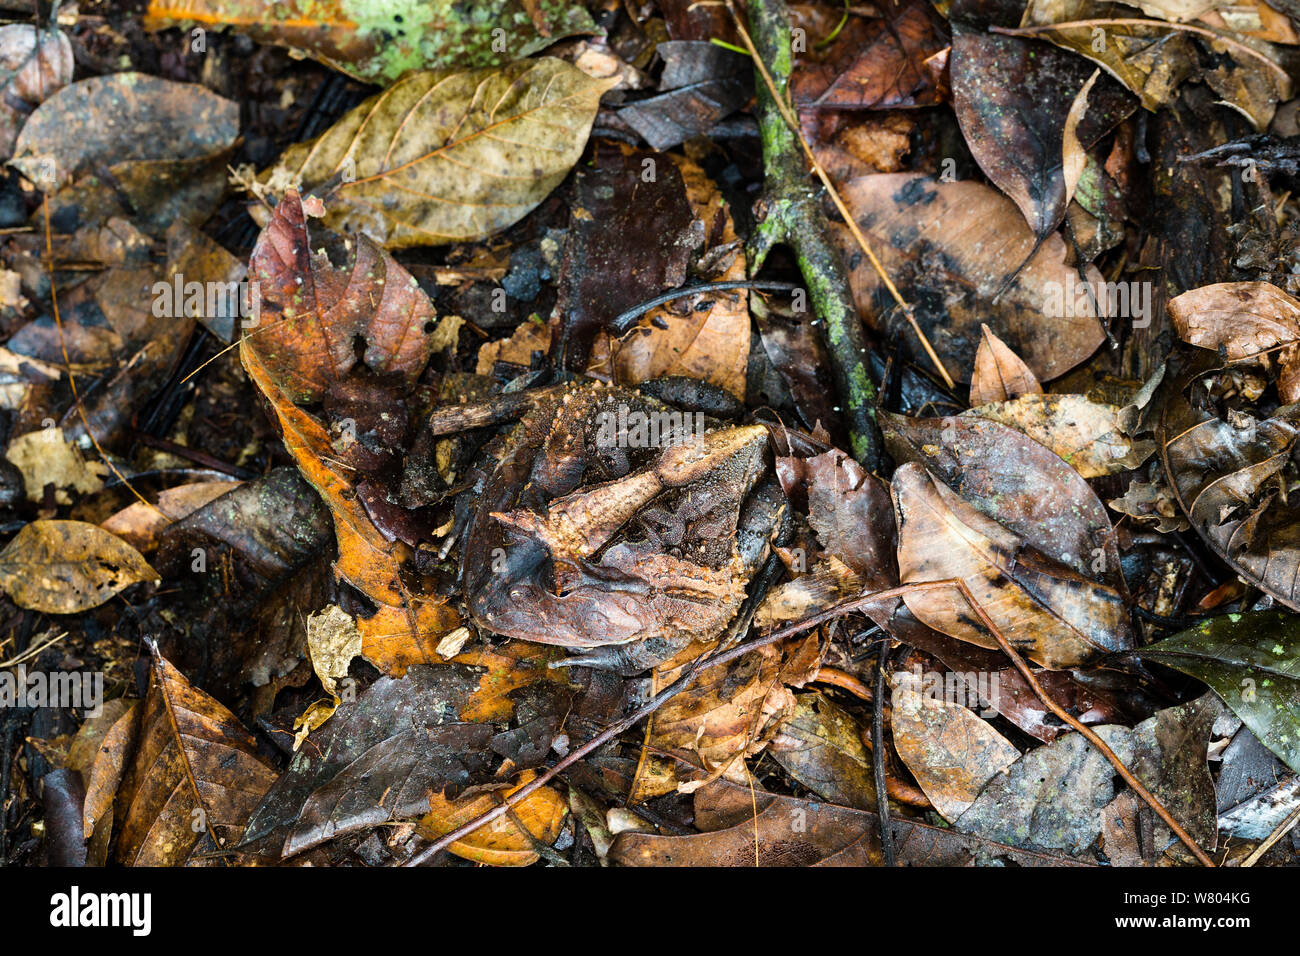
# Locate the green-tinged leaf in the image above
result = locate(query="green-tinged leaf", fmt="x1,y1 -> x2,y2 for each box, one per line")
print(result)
145,0 -> 597,85
257,58 -> 614,248
1136,610 -> 1300,773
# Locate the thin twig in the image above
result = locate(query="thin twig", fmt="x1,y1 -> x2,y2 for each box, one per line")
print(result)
1241,802 -> 1300,867
873,638 -> 895,866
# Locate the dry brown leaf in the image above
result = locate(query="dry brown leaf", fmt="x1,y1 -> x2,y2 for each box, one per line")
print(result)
115,649 -> 277,865
969,324 -> 1044,406
0,520 -> 157,614
768,692 -> 876,811
835,174 -> 1105,382
1062,69 -> 1100,207
75,702 -> 141,841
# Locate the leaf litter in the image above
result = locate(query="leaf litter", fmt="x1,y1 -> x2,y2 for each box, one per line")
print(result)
1,0 -> 1298,873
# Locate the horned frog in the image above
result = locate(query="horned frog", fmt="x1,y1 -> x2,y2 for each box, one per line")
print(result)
456,381 -> 785,674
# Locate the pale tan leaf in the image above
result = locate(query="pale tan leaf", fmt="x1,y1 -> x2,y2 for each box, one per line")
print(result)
969,324 -> 1044,406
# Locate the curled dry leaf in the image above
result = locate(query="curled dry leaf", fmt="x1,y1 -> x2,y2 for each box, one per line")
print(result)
0,520 -> 157,614
834,173 -> 1105,382
969,324 -> 1043,406
257,59 -> 613,248
145,0 -> 597,84
0,25 -> 74,157
891,674 -> 1020,821
115,649 -> 277,865
1169,281 -> 1300,402
964,393 -> 1157,478
891,462 -> 1130,668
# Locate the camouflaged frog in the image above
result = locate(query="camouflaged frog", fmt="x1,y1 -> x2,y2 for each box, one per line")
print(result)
448,381 -> 785,674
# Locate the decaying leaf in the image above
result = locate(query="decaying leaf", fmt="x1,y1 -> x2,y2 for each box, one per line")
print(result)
792,0 -> 951,111
891,674 -> 1020,821
12,72 -> 239,230
1158,359 -> 1300,609
1019,0 -> 1291,128
4,427 -> 108,504
964,393 -> 1157,477
955,696 -> 1219,857
257,59 -> 613,248
0,520 -> 157,614
951,8 -> 1132,239
101,481 -> 239,553
145,0 -> 598,84
0,24 -> 74,157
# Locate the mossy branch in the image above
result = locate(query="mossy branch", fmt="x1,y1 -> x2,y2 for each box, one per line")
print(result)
740,0 -> 883,471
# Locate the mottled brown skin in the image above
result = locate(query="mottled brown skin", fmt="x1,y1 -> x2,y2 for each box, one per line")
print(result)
457,382 -> 782,673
